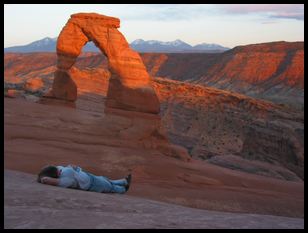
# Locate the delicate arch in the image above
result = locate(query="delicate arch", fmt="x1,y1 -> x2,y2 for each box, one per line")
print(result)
49,13 -> 160,114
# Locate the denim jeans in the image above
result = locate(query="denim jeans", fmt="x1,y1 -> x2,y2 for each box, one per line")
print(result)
86,172 -> 127,194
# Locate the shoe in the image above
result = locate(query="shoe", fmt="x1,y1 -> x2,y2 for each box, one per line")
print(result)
125,174 -> 132,192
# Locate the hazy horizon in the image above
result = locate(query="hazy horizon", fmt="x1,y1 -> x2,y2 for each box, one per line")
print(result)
3,36 -> 305,50
4,4 -> 304,48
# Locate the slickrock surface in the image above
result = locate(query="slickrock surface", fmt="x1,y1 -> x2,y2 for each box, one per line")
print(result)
4,97 -> 304,219
4,170 -> 304,229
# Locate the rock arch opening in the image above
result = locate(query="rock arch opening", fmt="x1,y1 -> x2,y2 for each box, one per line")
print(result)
47,13 -> 160,114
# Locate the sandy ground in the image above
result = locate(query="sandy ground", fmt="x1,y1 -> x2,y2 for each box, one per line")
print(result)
4,96 -> 304,224
4,170 -> 304,229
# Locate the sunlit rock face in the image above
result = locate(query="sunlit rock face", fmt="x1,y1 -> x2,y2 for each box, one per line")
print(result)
46,13 -> 160,114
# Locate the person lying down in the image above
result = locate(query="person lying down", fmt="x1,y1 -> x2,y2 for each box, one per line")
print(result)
37,164 -> 132,194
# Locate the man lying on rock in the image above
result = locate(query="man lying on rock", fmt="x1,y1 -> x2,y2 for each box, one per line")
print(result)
37,165 -> 132,194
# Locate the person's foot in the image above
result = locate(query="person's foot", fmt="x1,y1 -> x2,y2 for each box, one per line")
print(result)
125,174 -> 132,192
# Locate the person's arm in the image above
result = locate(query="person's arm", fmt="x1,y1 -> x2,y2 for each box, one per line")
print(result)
58,177 -> 76,188
40,177 -> 59,186
68,164 -> 80,171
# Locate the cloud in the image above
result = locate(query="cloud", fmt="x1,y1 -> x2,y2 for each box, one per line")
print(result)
270,12 -> 304,20
218,4 -> 304,21
118,4 -> 215,21
117,4 -> 304,23
261,21 -> 277,24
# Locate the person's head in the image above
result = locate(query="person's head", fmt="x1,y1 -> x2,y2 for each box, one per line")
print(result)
37,165 -> 59,183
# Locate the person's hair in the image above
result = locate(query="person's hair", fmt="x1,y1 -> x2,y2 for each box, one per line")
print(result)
37,165 -> 59,183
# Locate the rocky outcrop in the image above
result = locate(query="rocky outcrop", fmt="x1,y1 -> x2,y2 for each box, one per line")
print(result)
4,89 -> 24,98
45,13 -> 160,114
24,77 -> 45,93
152,78 -> 304,180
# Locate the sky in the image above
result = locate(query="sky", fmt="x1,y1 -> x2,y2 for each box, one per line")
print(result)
4,4 -> 304,48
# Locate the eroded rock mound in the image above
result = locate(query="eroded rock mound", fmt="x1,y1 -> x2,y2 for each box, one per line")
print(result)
24,77 -> 45,93
45,13 -> 160,114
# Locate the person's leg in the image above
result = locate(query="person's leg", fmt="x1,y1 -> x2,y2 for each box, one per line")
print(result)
88,175 -> 112,193
110,184 -> 126,194
125,174 -> 132,191
109,178 -> 127,186
87,175 -> 131,194
93,176 -> 127,194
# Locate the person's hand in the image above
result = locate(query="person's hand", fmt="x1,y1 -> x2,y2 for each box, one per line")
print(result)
40,177 -> 48,184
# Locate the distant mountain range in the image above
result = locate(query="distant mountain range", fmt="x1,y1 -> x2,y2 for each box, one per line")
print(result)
4,37 -> 230,53
130,39 -> 230,53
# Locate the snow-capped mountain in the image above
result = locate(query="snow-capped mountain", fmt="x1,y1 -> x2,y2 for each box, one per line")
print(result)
4,37 -> 58,53
4,37 -> 230,53
193,43 -> 229,51
31,37 -> 57,46
131,39 -> 191,47
4,37 -> 100,53
131,39 -> 192,52
130,39 -> 229,52
130,39 -> 146,45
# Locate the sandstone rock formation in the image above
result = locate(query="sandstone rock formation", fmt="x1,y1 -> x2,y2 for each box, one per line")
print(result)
152,78 -> 304,180
4,89 -> 24,98
24,77 -> 44,93
46,13 -> 160,114
37,13 -> 190,162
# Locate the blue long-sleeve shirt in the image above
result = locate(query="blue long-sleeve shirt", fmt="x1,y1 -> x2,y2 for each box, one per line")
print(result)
57,165 -> 91,190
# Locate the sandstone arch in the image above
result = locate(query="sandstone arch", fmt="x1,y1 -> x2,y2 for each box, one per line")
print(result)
48,13 -> 160,114
43,13 -> 191,162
